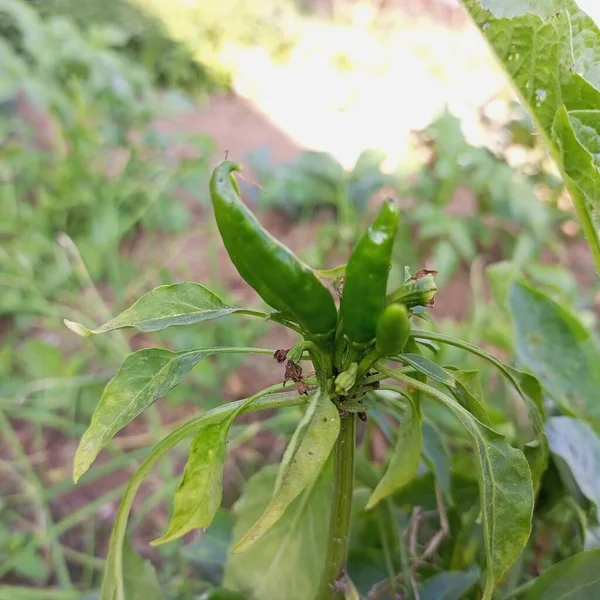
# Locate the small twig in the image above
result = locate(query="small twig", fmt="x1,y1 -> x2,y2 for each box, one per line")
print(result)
410,571 -> 421,600
419,530 -> 445,563
404,484 -> 449,599
413,484 -> 450,567
407,506 -> 423,599
408,506 -> 422,557
436,483 -> 449,535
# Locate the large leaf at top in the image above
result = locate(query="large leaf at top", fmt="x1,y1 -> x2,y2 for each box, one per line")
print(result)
461,0 -> 600,264
232,389 -> 339,552
546,416 -> 600,520
379,367 -> 533,600
224,463 -> 332,600
523,549 -> 600,599
508,280 -> 600,423
64,282 -> 245,336
366,396 -> 422,509
74,346 -> 269,481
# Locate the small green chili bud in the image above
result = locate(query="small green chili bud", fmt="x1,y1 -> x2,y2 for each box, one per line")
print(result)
376,304 -> 411,357
386,269 -> 437,310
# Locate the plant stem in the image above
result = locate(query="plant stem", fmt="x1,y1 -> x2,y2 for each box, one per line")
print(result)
318,413 -> 357,600
355,347 -> 382,382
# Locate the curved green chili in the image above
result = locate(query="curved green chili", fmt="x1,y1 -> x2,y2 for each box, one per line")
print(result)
210,160 -> 338,342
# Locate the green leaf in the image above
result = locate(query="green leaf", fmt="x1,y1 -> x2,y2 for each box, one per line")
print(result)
101,537 -> 162,600
523,549 -> 600,600
64,282 -> 247,336
422,421 -> 454,505
555,107 -> 600,203
420,566 -> 480,600
546,417 -> 600,520
224,463 -> 332,600
505,366 -> 548,493
98,386 -> 309,600
153,386 -> 268,545
413,329 -> 548,492
446,368 -> 490,426
461,0 -> 600,267
366,397 -> 422,509
509,280 -> 600,423
399,353 -> 456,387
379,366 -> 534,600
232,390 -> 339,552
74,346 -> 272,481
151,426 -> 229,545
75,348 -> 204,481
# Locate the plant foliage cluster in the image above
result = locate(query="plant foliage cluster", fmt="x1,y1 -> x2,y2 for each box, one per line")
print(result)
2,1 -> 600,599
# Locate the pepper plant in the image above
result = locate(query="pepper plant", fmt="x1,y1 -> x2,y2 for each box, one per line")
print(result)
66,161 -> 548,599
62,1 -> 600,595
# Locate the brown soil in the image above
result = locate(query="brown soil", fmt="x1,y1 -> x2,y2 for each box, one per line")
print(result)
156,93 -> 302,171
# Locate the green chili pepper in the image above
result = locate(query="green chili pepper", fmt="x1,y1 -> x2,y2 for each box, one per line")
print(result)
210,160 -> 338,341
341,198 -> 400,344
376,304 -> 410,357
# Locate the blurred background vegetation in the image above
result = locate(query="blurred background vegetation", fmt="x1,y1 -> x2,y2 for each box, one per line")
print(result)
1,0 -> 599,598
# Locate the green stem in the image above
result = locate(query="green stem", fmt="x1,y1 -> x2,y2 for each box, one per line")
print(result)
318,414 -> 357,600
355,347 -> 383,382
